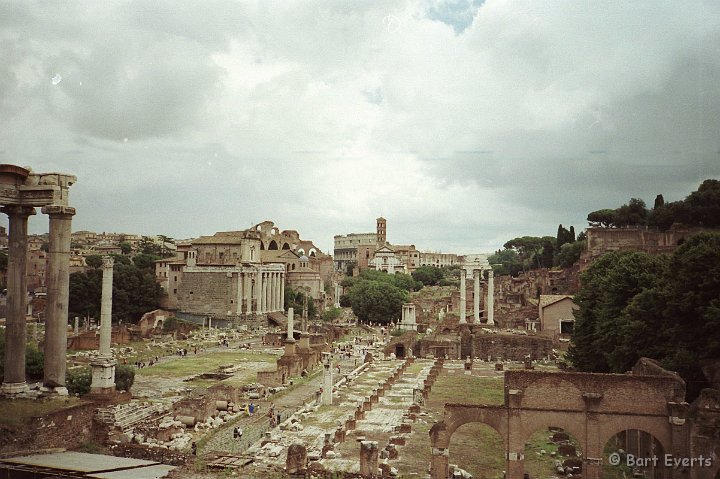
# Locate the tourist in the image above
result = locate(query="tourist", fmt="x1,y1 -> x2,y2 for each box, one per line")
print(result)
249,402 -> 255,414
191,442 -> 197,455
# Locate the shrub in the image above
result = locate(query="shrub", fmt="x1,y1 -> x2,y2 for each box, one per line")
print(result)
25,342 -> 44,380
115,364 -> 135,391
66,367 -> 92,396
390,329 -> 404,337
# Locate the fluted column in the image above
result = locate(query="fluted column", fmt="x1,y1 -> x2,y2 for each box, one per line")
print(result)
473,270 -> 481,323
273,272 -> 278,311
245,272 -> 253,315
0,206 -> 35,397
459,268 -> 467,324
255,271 -> 262,314
487,269 -> 495,325
280,272 -> 285,312
99,256 -> 114,358
237,271 -> 244,315
276,272 -> 281,311
42,205 -> 75,391
261,272 -> 268,313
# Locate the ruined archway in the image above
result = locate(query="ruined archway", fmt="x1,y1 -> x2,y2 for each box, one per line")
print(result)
522,426 -> 584,478
282,242 -> 290,250
268,240 -> 278,250
449,422 -> 505,479
602,429 -> 667,479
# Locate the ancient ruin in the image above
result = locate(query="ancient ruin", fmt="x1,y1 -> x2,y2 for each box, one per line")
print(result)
0,164 -> 76,397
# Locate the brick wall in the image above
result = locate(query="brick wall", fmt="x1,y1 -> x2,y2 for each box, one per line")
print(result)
177,271 -> 232,316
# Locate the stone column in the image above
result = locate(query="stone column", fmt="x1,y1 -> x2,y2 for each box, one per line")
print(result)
245,272 -> 253,315
359,441 -> 379,477
334,282 -> 340,308
459,268 -> 466,324
236,271 -> 243,315
487,269 -> 495,325
98,256 -> 114,357
287,307 -> 294,340
42,205 -> 75,393
322,352 -> 333,405
273,272 -> 279,311
0,205 -> 35,397
280,271 -> 285,312
473,269 -> 481,323
255,270 -> 264,314
91,256 -> 117,395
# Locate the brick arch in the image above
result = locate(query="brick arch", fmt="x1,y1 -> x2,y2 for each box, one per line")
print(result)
599,418 -> 672,459
514,412 -> 587,456
430,405 -> 508,450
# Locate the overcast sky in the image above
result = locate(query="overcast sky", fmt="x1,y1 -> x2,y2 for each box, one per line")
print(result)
1,1 -> 719,255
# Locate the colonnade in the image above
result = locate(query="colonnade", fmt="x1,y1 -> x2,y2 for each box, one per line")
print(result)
0,166 -> 77,397
458,267 -> 494,325
237,269 -> 285,315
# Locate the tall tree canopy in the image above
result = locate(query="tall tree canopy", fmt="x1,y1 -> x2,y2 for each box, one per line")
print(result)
568,233 -> 720,400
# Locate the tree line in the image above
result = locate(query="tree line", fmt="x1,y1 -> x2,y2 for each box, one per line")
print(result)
567,233 -> 720,400
587,179 -> 720,230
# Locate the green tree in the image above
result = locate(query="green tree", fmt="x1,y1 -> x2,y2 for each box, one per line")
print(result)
412,266 -> 444,286
556,240 -> 586,268
133,253 -> 160,271
487,249 -> 523,277
653,194 -> 665,209
284,287 -> 317,318
119,242 -> 132,255
321,307 -> 343,322
686,179 -> 720,227
587,209 -> 617,228
348,280 -> 407,325
614,198 -> 648,227
85,255 -> 103,269
69,259 -> 161,323
567,251 -> 667,373
503,236 -> 544,269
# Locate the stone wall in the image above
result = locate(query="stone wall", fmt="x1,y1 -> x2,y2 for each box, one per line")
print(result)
177,271 -> 232,316
472,334 -> 552,361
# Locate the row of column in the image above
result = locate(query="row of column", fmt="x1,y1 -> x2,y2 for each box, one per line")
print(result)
236,270 -> 285,315
0,204 -> 75,396
458,268 -> 494,325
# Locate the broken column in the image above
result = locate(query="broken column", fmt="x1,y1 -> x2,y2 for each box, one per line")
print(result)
90,256 -> 116,395
0,205 -> 35,397
322,352 -> 333,405
487,269 -> 495,325
459,268 -> 466,324
42,204 -> 75,394
473,269 -> 481,323
359,440 -> 379,477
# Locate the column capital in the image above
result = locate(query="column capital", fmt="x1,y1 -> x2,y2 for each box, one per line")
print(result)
1,205 -> 36,217
41,205 -> 76,217
102,256 -> 114,269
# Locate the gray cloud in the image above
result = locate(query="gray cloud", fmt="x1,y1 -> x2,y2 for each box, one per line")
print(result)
1,0 -> 719,254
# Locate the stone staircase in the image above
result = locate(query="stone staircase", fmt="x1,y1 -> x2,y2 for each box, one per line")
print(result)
96,402 -> 169,432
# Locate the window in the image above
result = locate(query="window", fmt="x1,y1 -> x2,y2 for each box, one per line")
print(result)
560,320 -> 574,335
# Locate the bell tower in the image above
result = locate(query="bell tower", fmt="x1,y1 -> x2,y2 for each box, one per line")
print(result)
376,217 -> 386,245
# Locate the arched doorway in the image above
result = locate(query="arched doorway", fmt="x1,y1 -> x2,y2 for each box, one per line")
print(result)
523,427 -> 583,478
603,429 -> 666,479
448,422 -> 504,479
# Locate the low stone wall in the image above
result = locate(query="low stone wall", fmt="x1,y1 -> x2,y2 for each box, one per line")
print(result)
472,334 -> 552,361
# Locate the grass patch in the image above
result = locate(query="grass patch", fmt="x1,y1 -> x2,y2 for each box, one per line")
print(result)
135,351 -> 277,379
0,397 -> 84,427
428,374 -> 504,406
